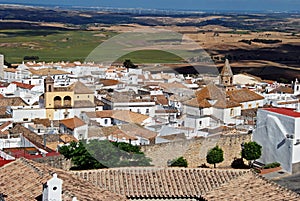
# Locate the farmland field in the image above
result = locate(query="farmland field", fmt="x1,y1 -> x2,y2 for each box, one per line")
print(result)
0,29 -> 116,63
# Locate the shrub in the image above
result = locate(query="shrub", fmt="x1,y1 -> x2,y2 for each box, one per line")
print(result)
263,162 -> 280,169
169,156 -> 188,167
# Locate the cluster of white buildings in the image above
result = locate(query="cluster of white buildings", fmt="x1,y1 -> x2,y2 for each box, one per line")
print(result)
0,54 -> 300,173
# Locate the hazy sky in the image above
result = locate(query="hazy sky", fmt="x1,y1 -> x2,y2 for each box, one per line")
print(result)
1,0 -> 300,11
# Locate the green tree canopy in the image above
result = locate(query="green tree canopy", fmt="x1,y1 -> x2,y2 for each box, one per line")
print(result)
242,141 -> 262,166
123,59 -> 138,68
59,140 -> 152,170
206,146 -> 224,168
169,156 -> 188,167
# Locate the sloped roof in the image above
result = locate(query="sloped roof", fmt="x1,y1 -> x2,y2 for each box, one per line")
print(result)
68,81 -> 93,94
220,59 -> 233,77
12,82 -> 35,90
0,97 -> 28,107
119,124 -> 157,140
202,171 -> 300,201
90,110 -> 150,125
263,108 -> 300,118
214,99 -> 241,109
98,125 -> 136,140
32,118 -> 51,127
269,86 -> 294,94
195,83 -> 226,101
30,68 -> 69,76
150,95 -> 169,106
227,88 -> 264,103
9,124 -> 57,152
60,116 -> 86,130
94,97 -> 105,106
159,82 -> 188,93
74,167 -> 300,200
73,100 -> 95,108
185,98 -> 212,108
0,158 -> 127,201
99,79 -> 120,86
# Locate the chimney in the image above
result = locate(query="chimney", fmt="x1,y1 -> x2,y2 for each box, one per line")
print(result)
42,173 -> 63,201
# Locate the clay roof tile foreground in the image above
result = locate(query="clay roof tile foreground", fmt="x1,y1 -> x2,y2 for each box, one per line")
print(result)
74,167 -> 300,201
0,158 -> 127,201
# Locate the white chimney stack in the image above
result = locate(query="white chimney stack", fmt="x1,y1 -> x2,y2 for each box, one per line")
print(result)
43,173 -> 63,201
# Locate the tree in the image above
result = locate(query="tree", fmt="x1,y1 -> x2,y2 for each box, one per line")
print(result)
241,141 -> 262,167
206,146 -> 224,168
169,156 -> 188,167
123,59 -> 137,68
59,141 -> 105,170
59,140 -> 151,170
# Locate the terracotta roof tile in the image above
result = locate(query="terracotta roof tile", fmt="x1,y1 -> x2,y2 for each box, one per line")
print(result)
12,81 -> 35,90
214,99 -> 241,109
68,81 -> 94,94
74,167 -> 246,199
94,97 -> 105,106
60,116 -> 86,130
10,124 -> 56,152
74,168 -> 300,200
32,118 -> 51,127
119,124 -> 157,140
73,100 -> 95,108
227,89 -> 264,103
29,68 -> 69,76
185,98 -> 212,108
269,86 -> 294,94
203,171 -> 300,201
99,79 -> 120,86
151,95 -> 169,106
195,83 -> 226,101
0,97 -> 28,107
88,110 -> 150,125
0,158 -> 127,201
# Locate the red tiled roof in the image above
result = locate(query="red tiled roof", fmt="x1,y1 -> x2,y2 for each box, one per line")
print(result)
3,147 -> 60,160
60,116 -> 86,130
0,159 -> 14,167
263,108 -> 300,118
12,81 -> 35,90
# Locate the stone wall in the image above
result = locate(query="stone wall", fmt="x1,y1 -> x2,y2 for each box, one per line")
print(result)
33,155 -> 71,170
142,134 -> 251,168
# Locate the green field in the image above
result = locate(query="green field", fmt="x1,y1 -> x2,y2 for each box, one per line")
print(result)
116,50 -> 184,64
0,29 -> 116,63
0,29 -> 186,64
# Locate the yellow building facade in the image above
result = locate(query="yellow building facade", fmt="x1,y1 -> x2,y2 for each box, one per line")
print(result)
44,76 -> 94,120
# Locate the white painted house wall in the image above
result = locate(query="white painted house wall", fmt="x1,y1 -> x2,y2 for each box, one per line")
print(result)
213,106 -> 241,124
253,109 -> 299,173
12,108 -> 46,122
240,99 -> 264,110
